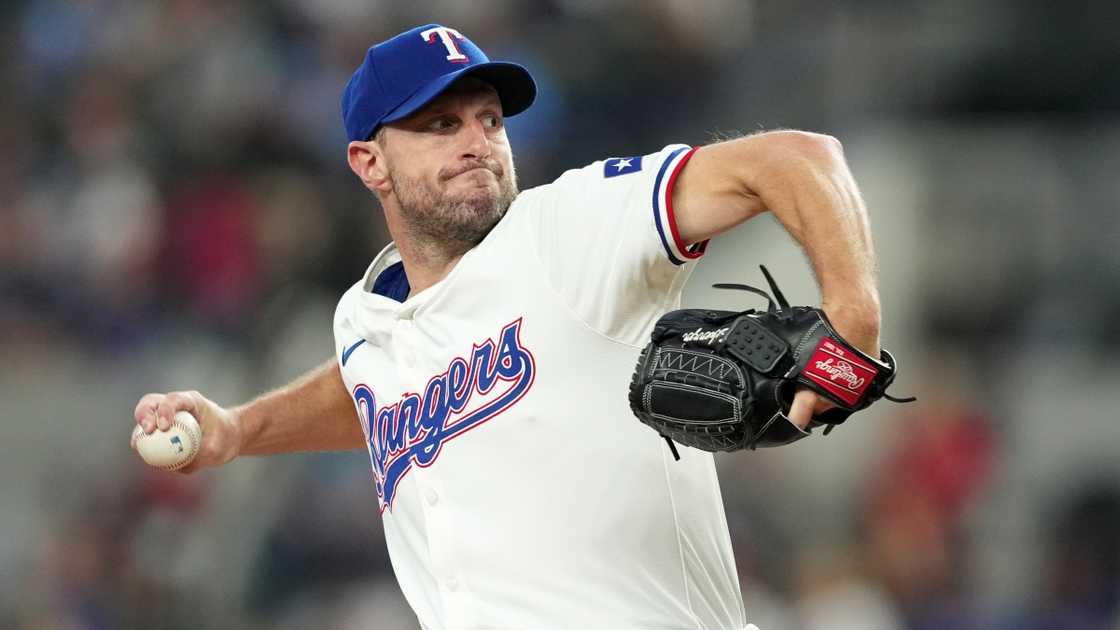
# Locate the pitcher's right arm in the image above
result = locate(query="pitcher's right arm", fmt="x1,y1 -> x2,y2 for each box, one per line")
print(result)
132,358 -> 363,474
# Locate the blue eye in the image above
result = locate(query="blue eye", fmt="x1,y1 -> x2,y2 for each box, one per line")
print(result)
429,118 -> 456,131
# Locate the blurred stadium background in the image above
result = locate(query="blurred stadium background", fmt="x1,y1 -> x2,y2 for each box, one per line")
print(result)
3,1 -> 1119,628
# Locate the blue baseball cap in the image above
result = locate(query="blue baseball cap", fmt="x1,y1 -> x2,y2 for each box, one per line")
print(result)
341,24 -> 537,142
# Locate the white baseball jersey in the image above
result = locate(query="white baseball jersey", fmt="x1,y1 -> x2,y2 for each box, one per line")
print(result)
333,144 -> 747,629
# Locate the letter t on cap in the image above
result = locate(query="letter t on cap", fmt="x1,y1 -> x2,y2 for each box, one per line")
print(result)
421,26 -> 469,62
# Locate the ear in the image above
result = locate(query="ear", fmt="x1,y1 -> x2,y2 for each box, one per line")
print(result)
347,140 -> 392,193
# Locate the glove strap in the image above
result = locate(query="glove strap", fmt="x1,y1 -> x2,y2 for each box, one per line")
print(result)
712,265 -> 791,313
661,435 -> 681,461
799,336 -> 883,408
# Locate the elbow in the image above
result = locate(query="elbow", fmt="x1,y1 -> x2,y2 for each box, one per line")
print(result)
762,130 -> 844,164
738,130 -> 847,190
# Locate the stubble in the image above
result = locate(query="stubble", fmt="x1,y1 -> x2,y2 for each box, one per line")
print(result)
388,159 -> 519,258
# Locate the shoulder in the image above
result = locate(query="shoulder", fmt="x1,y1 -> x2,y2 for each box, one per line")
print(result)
333,279 -> 367,333
516,143 -> 694,205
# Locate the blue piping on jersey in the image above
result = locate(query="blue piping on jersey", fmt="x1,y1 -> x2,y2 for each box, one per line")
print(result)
652,146 -> 689,266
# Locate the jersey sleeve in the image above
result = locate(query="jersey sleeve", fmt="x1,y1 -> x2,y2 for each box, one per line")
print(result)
516,143 -> 709,345
332,280 -> 364,372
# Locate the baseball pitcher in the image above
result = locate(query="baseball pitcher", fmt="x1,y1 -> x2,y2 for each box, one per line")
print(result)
133,23 -> 905,630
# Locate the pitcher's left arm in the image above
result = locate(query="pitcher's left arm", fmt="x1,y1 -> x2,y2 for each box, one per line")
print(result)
671,131 -> 881,428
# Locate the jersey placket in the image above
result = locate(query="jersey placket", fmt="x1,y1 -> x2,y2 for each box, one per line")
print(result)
394,312 -> 475,628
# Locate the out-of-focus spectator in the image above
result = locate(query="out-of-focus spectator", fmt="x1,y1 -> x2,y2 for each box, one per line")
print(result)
15,471 -> 209,630
246,455 -> 395,625
998,483 -> 1120,630
164,175 -> 262,332
860,395 -> 997,630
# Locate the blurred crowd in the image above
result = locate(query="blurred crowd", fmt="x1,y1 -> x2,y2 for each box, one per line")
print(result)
3,1 -> 1120,629
0,0 -> 745,355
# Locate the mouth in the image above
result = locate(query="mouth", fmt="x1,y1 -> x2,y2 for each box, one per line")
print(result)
451,168 -> 499,188
444,163 -> 500,181
456,166 -> 495,179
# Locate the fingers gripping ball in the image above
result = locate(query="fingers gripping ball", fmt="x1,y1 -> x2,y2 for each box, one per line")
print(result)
131,410 -> 202,471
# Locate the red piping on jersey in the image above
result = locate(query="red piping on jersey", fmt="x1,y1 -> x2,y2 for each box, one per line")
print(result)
663,147 -> 706,259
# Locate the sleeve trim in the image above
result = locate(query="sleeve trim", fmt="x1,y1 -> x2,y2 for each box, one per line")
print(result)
653,146 -> 708,265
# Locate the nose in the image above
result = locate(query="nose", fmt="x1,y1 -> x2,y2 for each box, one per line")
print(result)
459,118 -> 491,160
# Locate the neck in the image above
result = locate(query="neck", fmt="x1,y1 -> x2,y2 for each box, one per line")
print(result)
378,192 -> 488,298
395,236 -> 467,297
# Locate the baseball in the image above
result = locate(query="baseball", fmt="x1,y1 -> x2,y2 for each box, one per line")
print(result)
131,410 -> 202,471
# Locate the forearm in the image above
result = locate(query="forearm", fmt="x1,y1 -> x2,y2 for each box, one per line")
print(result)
234,358 -> 365,455
751,133 -> 881,322
673,131 -> 881,356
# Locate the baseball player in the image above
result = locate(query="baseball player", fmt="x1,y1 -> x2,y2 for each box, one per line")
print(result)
133,24 -> 882,630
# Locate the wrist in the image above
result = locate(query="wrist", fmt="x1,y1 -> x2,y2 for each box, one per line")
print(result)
820,299 -> 881,354
822,284 -> 880,317
227,403 -> 252,457
822,299 -> 880,326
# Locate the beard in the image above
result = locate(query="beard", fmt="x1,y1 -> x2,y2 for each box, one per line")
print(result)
388,158 -> 518,254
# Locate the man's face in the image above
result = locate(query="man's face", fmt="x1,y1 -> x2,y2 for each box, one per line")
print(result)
377,79 -> 517,248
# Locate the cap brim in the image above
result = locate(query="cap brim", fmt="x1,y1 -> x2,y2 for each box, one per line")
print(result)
381,61 -> 536,126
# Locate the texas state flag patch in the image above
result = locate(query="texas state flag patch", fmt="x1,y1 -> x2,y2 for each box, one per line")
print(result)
604,156 -> 642,178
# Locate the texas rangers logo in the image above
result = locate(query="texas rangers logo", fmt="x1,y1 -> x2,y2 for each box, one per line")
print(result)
352,318 -> 536,511
421,26 -> 469,63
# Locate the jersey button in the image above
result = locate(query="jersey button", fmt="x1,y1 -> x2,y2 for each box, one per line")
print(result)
446,576 -> 460,591
425,489 -> 439,506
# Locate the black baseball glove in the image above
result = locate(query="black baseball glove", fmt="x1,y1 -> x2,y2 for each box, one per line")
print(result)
629,266 -> 914,459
